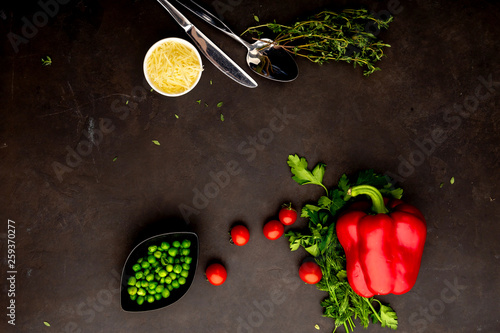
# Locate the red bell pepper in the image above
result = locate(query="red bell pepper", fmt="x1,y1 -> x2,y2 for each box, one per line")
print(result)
336,185 -> 427,298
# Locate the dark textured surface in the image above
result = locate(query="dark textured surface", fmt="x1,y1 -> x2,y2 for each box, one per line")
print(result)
1,0 -> 499,332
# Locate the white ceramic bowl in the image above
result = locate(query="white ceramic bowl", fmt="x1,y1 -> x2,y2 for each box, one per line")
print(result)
143,38 -> 203,97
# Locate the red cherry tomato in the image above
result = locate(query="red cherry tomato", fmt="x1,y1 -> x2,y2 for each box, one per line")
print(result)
299,262 -> 323,284
263,220 -> 284,240
230,225 -> 250,246
279,204 -> 297,225
206,263 -> 227,286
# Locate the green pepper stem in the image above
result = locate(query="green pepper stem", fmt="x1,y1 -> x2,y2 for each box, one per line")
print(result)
348,185 -> 389,214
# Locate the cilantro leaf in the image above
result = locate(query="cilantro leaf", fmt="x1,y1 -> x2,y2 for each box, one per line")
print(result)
287,154 -> 328,192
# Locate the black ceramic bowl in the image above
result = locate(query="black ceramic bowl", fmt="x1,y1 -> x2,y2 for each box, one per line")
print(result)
120,231 -> 199,312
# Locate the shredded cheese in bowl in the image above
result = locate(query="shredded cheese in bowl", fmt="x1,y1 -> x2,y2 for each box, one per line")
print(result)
144,38 -> 203,97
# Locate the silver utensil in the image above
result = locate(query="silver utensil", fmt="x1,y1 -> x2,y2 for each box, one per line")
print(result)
156,0 -> 258,88
175,0 -> 298,82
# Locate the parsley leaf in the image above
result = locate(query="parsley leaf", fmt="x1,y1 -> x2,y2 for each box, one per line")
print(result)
379,304 -> 398,329
287,154 -> 328,192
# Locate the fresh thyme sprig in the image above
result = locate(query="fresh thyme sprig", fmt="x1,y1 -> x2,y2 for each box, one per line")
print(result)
242,9 -> 393,76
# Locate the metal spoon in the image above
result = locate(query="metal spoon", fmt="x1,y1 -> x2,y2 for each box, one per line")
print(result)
175,0 -> 298,82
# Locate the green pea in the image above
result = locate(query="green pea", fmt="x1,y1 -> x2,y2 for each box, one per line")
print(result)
182,263 -> 190,271
166,264 -> 173,272
173,264 -> 183,274
169,272 -> 177,280
135,281 -> 141,288
136,296 -> 145,305
128,286 -> 137,295
172,240 -> 181,248
160,277 -> 165,284
174,258 -> 180,264
147,255 -> 156,264
148,288 -> 156,295
135,271 -> 144,280
184,257 -> 193,264
167,256 -> 175,264
171,280 -> 180,289
161,257 -> 168,266
167,284 -> 173,291
143,269 -> 150,276
148,282 -> 157,290
178,277 -> 186,285
161,289 -> 170,298
130,294 -> 137,301
132,264 -> 141,272
154,251 -> 162,258
159,270 -> 167,278
146,274 -> 154,282
181,239 -> 191,248
168,248 -> 178,257
181,248 -> 190,256
180,270 -> 189,278
140,280 -> 148,288
164,277 -> 172,284
146,295 -> 155,303
128,276 -> 137,286
161,242 -> 170,250
180,257 -> 185,263
141,261 -> 150,269
154,293 -> 162,301
137,258 -> 143,264
148,245 -> 157,253
155,284 -> 164,293
137,288 -> 146,297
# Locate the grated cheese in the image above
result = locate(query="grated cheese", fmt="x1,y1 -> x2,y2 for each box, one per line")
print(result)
146,40 -> 202,95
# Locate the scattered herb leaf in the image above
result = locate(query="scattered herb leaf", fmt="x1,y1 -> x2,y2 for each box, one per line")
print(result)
196,100 -> 201,104
439,182 -> 444,188
217,102 -> 223,107
254,15 -> 259,22
204,103 -> 208,107
150,88 -> 153,92
41,56 -> 52,66
126,100 -> 129,105
210,80 -> 213,85
220,114 -> 224,121
112,156 -> 118,162
152,140 -> 160,145
175,114 -> 179,119
450,177 -> 455,184
315,324 -> 320,330
44,321 -> 51,327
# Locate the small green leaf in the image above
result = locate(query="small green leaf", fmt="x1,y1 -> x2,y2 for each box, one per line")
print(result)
210,80 -> 213,85
112,156 -> 118,162
315,324 -> 320,330
150,88 -> 153,92
175,114 -> 179,119
439,182 -> 444,188
152,140 -> 160,145
254,15 -> 260,22
44,321 -> 51,327
196,100 -> 201,104
126,100 -> 129,105
217,102 -> 223,107
220,114 -> 224,121
204,103 -> 208,107
450,177 -> 455,184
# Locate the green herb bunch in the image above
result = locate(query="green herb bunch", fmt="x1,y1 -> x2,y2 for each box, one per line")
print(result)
242,9 -> 393,76
285,155 -> 400,332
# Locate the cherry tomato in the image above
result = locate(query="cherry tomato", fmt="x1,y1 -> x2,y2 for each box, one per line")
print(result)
206,263 -> 227,286
279,204 -> 298,225
263,220 -> 284,240
230,225 -> 250,246
299,261 -> 323,284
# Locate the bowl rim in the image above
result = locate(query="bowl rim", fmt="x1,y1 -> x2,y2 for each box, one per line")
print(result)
120,231 -> 199,312
143,37 -> 203,97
